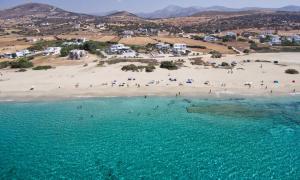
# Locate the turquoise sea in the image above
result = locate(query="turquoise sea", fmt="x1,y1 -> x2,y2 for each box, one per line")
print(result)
0,97 -> 299,179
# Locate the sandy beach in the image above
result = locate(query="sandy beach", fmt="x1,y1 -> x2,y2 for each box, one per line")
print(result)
0,53 -> 299,101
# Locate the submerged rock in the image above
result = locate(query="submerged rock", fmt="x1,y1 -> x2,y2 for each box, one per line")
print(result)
186,104 -> 269,118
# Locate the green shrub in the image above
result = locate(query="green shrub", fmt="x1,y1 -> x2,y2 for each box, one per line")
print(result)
16,69 -> 27,72
221,62 -> 230,67
285,69 -> 299,74
237,38 -> 247,42
27,56 -> 35,60
145,65 -> 155,72
210,51 -> 222,58
83,41 -> 109,54
10,58 -> 33,69
190,58 -> 204,65
243,49 -> 250,54
0,61 -> 10,69
160,61 -> 178,70
121,64 -> 156,72
32,65 -> 52,70
97,61 -> 105,66
121,64 -> 140,72
60,45 -> 81,57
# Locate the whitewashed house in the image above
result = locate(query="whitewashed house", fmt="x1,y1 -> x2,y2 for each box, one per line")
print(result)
68,50 -> 87,60
16,50 -> 30,58
41,22 -> 50,26
135,28 -> 148,35
74,24 -> 81,29
149,28 -> 158,35
122,30 -> 134,38
96,23 -> 106,30
109,44 -> 131,54
44,47 -> 62,56
292,35 -> 300,43
3,50 -> 30,59
156,43 -> 170,50
270,35 -> 282,45
204,35 -> 219,42
226,32 -> 237,37
173,43 -> 187,54
26,37 -> 39,43
62,38 -> 87,46
4,53 -> 14,59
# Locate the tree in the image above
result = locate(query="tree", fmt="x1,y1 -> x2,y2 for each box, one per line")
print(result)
160,61 -> 178,70
285,69 -> 299,74
10,58 -> 33,69
210,51 -> 222,58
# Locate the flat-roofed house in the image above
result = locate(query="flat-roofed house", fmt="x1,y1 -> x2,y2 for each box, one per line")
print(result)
122,30 -> 134,38
68,50 -> 87,60
109,44 -> 131,54
173,43 -> 187,54
156,43 -> 170,50
292,35 -> 300,43
270,35 -> 282,45
44,47 -> 62,56
204,35 -> 218,42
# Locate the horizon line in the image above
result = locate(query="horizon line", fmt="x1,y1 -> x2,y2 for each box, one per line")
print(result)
1,2 -> 300,14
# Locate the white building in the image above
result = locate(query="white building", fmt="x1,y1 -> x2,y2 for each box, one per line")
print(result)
74,24 -> 81,29
204,35 -> 219,42
120,51 -> 137,58
226,32 -> 237,37
16,50 -> 30,58
4,53 -> 14,59
68,50 -> 87,60
135,28 -> 148,35
173,43 -> 187,54
122,30 -> 134,38
109,44 -> 131,54
62,38 -> 87,46
26,37 -> 39,43
41,22 -> 50,26
3,49 -> 30,59
270,35 -> 282,45
44,47 -> 62,56
292,35 -> 300,43
156,43 -> 170,50
96,23 -> 106,30
261,31 -> 274,36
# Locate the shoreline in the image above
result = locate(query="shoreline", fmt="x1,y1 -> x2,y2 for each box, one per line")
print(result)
0,87 -> 299,102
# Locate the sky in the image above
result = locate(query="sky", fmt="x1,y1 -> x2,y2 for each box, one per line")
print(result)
1,0 -> 300,13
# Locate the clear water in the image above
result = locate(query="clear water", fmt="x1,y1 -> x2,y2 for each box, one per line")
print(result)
0,97 -> 299,179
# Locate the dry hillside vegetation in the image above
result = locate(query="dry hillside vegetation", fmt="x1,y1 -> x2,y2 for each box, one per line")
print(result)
119,37 -> 158,46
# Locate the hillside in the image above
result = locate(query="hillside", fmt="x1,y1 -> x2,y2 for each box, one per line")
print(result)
183,11 -> 300,33
139,5 -> 300,19
107,11 -> 139,18
0,3 -> 97,35
0,3 -> 91,19
1,3 -> 300,35
103,11 -> 145,23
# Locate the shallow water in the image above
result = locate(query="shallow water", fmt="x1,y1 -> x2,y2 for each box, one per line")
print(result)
0,97 -> 299,179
